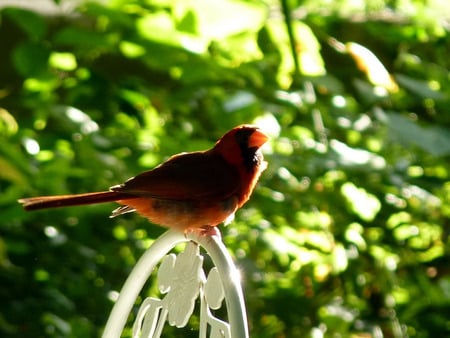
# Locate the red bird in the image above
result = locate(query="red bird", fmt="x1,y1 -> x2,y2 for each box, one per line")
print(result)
19,125 -> 268,232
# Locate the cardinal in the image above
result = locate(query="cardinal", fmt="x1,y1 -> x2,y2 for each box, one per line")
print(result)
19,125 -> 268,232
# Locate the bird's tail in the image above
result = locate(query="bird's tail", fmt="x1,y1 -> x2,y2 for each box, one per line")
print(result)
18,191 -> 129,211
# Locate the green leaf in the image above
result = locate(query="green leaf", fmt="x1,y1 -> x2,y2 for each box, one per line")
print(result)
4,8 -> 47,41
0,156 -> 27,186
386,112 -> 450,156
175,8 -> 199,34
53,27 -> 116,50
395,73 -> 446,100
12,42 -> 49,77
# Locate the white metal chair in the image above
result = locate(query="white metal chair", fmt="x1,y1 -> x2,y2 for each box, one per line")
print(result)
102,229 -> 249,338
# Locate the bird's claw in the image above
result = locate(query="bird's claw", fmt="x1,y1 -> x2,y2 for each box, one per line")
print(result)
185,225 -> 221,239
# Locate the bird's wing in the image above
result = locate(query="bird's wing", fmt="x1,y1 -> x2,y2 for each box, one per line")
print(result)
112,151 -> 241,201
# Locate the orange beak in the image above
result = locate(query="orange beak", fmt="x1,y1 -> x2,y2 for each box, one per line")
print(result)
248,129 -> 269,148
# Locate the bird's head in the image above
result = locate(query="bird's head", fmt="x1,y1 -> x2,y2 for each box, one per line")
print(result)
213,125 -> 269,171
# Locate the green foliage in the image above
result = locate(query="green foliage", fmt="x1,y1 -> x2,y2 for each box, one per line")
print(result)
1,0 -> 449,337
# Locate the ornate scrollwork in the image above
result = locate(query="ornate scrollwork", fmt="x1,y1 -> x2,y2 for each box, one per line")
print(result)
103,230 -> 247,338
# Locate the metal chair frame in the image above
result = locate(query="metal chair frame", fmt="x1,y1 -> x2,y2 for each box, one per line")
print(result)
102,229 -> 249,338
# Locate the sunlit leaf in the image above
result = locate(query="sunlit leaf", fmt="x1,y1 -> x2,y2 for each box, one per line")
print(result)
49,52 -> 77,71
341,182 -> 381,222
119,41 -> 146,58
295,211 -> 332,230
393,224 -> 419,241
266,20 -> 325,87
211,32 -> 263,65
176,0 -> 266,39
387,212 -> 411,229
330,139 -> 386,169
345,222 -> 367,250
369,245 -> 399,271
137,11 -> 207,53
0,108 -> 18,136
346,42 -> 398,93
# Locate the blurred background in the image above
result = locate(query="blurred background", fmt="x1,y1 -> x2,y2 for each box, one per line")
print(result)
0,0 -> 449,337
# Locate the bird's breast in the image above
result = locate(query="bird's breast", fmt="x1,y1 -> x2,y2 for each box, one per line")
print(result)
118,195 -> 239,231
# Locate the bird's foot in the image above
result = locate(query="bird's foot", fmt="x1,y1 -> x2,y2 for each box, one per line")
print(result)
186,225 -> 221,239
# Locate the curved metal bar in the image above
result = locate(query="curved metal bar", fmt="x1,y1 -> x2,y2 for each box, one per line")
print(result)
188,232 -> 249,338
102,228 -> 249,338
102,229 -> 186,338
